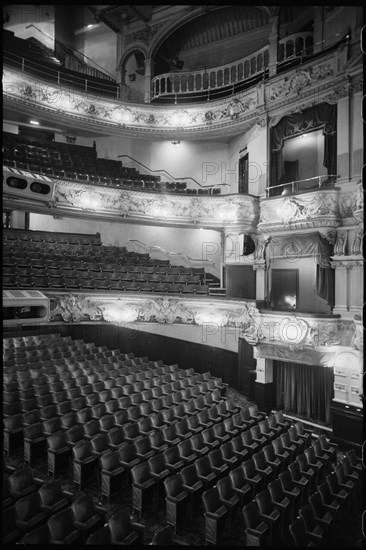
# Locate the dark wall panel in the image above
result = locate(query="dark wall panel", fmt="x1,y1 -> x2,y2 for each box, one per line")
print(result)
224,265 -> 256,299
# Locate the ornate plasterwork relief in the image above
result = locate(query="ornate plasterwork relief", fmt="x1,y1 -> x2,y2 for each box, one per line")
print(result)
48,292 -> 259,329
3,68 -> 259,135
47,292 -> 362,369
125,22 -> 165,46
268,62 -> 334,102
52,180 -> 259,229
242,311 -> 362,368
258,190 -> 340,231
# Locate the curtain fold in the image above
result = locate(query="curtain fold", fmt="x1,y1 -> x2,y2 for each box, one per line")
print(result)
270,103 -> 337,187
274,360 -> 334,424
315,265 -> 335,308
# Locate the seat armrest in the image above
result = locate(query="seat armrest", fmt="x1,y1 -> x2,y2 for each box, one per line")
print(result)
131,521 -> 145,532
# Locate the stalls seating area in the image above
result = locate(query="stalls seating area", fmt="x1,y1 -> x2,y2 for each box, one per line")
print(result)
3,333 -> 357,546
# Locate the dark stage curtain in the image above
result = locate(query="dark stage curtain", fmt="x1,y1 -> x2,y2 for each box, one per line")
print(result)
270,103 -> 337,187
315,264 -> 335,308
274,360 -> 334,424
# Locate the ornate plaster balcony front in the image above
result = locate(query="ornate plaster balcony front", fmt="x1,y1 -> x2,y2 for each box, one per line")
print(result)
47,291 -> 262,330
3,169 -> 259,231
258,188 -> 341,233
241,309 -> 362,371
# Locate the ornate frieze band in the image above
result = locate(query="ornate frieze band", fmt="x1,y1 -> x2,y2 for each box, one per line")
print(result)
51,180 -> 259,230
48,292 -> 260,328
3,46 -> 352,138
47,291 -> 362,368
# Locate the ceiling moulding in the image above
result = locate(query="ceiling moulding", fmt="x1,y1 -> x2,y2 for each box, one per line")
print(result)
3,46 -> 348,139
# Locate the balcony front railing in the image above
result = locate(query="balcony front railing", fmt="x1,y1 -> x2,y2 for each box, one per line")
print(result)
151,32 -> 313,101
3,50 -> 121,100
265,174 -> 338,198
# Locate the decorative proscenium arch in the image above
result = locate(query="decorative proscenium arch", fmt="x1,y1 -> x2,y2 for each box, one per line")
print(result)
118,44 -> 148,84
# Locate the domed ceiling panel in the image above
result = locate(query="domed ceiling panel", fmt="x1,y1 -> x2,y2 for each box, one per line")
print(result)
155,6 -> 270,72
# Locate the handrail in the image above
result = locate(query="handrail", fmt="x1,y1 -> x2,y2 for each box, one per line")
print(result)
151,43 -> 269,99
3,50 -> 120,99
151,32 -> 314,101
265,174 -> 339,198
118,154 -> 230,192
24,24 -> 117,82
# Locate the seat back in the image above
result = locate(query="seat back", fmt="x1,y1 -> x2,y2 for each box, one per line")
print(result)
48,508 -> 76,540
289,517 -> 309,546
255,488 -> 272,515
202,487 -> 221,514
109,508 -> 137,541
71,494 -> 99,522
39,479 -> 64,506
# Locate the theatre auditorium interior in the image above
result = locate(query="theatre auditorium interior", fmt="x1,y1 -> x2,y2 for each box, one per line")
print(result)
2,4 -> 364,547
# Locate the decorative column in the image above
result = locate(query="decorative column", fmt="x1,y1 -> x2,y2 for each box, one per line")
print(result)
331,259 -> 349,315
116,32 -> 125,86
253,352 -> 275,412
144,57 -> 153,103
313,7 -> 324,54
336,93 -> 350,183
268,17 -> 279,78
253,234 -> 270,302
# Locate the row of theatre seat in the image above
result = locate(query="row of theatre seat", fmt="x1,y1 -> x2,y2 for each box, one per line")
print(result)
3,133 -> 221,194
3,230 -> 211,294
3,470 -> 146,545
3,334 -> 361,545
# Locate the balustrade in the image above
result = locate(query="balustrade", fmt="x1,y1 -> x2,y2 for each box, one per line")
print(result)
151,32 -> 313,100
